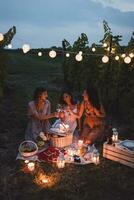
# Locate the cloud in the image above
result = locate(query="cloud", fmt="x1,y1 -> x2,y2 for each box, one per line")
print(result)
90,0 -> 134,12
0,0 -> 133,48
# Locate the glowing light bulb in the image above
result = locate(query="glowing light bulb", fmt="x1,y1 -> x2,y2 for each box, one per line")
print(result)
49,50 -> 56,58
103,43 -> 107,47
38,52 -> 42,56
92,47 -> 96,52
115,55 -> 119,61
75,54 -> 83,62
0,33 -> 4,41
102,55 -> 109,63
129,53 -> 134,58
22,44 -> 30,53
8,44 -> 12,49
66,53 -> 70,57
79,51 -> 83,55
124,56 -> 131,64
121,54 -> 126,58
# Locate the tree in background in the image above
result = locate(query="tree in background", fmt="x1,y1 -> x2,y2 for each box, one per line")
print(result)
62,21 -> 134,125
0,26 -> 16,98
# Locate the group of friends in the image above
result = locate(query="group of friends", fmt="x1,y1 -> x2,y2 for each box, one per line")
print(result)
25,86 -> 106,146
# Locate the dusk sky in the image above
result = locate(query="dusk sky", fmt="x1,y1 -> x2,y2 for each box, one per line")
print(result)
1,0 -> 134,48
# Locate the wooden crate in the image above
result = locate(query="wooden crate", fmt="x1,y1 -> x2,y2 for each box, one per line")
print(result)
103,142 -> 134,168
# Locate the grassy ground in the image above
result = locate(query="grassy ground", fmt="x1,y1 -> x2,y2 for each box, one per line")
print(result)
0,51 -> 134,200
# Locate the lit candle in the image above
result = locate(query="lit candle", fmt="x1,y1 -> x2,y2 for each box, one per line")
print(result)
57,152 -> 65,168
27,162 -> 35,171
57,160 -> 65,168
78,140 -> 83,148
24,160 -> 29,164
42,177 -> 48,183
77,149 -> 81,156
67,148 -> 75,156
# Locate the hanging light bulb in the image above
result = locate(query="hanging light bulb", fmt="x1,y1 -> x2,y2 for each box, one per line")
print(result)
121,53 -> 126,58
92,47 -> 96,52
129,53 -> 134,58
38,52 -> 42,56
0,33 -> 4,41
103,43 -> 107,47
111,48 -> 115,53
22,44 -> 30,53
66,53 -> 70,57
49,50 -> 56,58
75,54 -> 83,62
8,44 -> 12,49
102,55 -> 109,63
124,56 -> 131,64
115,55 -> 119,61
79,51 -> 83,55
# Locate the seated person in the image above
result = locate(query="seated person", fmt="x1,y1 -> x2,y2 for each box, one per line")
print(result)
67,86 -> 105,145
25,87 -> 57,141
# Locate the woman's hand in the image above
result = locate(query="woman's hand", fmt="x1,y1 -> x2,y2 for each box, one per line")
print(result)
58,111 -> 65,119
54,112 -> 59,118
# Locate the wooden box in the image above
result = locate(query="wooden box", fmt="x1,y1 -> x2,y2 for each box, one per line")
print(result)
103,142 -> 134,168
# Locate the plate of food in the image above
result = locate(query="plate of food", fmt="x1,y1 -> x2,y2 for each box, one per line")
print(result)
36,133 -> 49,152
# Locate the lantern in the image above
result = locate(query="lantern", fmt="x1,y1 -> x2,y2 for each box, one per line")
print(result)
75,54 -> 83,62
49,50 -> 56,58
102,55 -> 109,63
38,52 -> 42,56
92,149 -> 100,165
124,56 -> 131,64
22,44 -> 30,53
27,162 -> 35,171
0,33 -> 4,41
112,131 -> 118,143
57,152 -> 65,168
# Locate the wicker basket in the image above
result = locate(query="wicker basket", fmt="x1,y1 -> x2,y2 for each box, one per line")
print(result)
51,134 -> 73,148
19,140 -> 38,157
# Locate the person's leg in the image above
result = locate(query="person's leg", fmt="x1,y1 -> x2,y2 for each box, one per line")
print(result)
80,124 -> 92,145
73,129 -> 80,143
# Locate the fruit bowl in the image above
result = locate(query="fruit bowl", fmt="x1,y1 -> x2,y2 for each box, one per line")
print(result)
19,140 -> 38,157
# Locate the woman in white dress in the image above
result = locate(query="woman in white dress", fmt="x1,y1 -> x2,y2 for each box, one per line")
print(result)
25,87 -> 57,141
59,91 -> 79,134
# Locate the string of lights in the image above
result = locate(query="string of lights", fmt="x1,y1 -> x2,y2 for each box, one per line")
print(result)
0,32 -> 134,64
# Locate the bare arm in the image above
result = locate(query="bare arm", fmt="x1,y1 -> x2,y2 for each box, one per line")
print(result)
93,104 -> 105,118
68,102 -> 84,119
27,103 -> 57,120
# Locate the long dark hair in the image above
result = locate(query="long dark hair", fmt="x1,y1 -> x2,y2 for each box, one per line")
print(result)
60,91 -> 76,106
33,87 -> 47,102
85,86 -> 101,110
